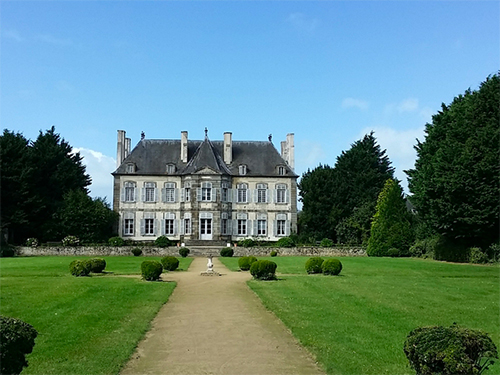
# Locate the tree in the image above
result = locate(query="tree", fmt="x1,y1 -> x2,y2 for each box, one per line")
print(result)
406,73 -> 500,250
367,179 -> 414,256
54,190 -> 118,243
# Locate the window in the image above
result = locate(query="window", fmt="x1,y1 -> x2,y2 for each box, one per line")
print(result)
257,219 -> 266,235
221,182 -> 229,202
237,213 -> 247,235
184,218 -> 191,234
278,166 -> 286,175
126,163 -> 135,173
123,212 -> 134,236
165,219 -> 174,235
237,183 -> 248,203
256,183 -> 268,203
184,183 -> 191,202
123,182 -> 136,202
200,182 -> 212,201
239,164 -> 247,175
143,182 -> 157,202
164,182 -> 176,203
277,220 -> 286,236
145,219 -> 154,235
276,184 -> 287,204
221,212 -> 229,235
166,164 -> 175,174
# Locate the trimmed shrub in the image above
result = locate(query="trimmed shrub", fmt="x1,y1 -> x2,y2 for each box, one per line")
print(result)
160,256 -> 179,271
62,235 -> 80,247
270,250 -> 278,257
404,324 -> 498,375
0,316 -> 38,375
141,260 -> 163,281
276,236 -> 295,248
250,260 -> 277,280
69,260 -> 92,277
131,247 -> 142,256
322,258 -> 342,275
305,257 -> 324,274
108,236 -> 124,247
220,248 -> 234,257
320,238 -> 334,247
238,238 -> 256,248
238,256 -> 258,271
469,247 -> 488,264
409,237 -> 439,258
25,238 -> 39,248
155,235 -> 172,248
0,245 -> 15,258
89,258 -> 106,273
179,247 -> 190,258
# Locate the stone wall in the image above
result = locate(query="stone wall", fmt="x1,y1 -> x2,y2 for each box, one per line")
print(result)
16,246 -> 366,257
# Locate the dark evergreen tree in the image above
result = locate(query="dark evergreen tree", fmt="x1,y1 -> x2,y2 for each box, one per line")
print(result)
367,179 -> 414,256
406,73 -> 500,249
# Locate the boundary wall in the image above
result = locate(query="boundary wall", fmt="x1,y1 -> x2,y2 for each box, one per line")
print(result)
16,246 -> 366,257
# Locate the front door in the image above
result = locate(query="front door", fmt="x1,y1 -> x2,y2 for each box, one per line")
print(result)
200,218 -> 212,240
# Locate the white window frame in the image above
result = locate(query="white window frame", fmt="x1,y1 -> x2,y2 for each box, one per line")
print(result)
126,163 -> 135,173
122,181 -> 137,202
143,182 -> 157,203
141,212 -> 157,236
239,164 -> 247,175
275,213 -> 289,237
278,166 -> 286,176
275,184 -> 288,204
197,182 -> 214,202
166,164 -> 176,174
221,182 -> 229,202
236,213 -> 248,236
163,182 -> 176,203
237,183 -> 248,203
256,183 -> 268,203
123,212 -> 135,236
182,213 -> 192,235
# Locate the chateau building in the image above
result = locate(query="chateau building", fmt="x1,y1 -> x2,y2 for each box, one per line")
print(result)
112,130 -> 297,244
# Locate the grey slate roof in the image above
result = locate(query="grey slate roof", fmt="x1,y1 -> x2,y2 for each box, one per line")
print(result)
113,137 -> 297,177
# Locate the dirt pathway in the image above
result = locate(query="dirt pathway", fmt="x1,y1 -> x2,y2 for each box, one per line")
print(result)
121,257 -> 325,375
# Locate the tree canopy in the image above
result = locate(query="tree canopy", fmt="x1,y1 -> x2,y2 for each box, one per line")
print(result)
406,73 -> 500,249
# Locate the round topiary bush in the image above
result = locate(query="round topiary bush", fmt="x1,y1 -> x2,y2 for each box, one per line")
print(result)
305,257 -> 324,274
220,248 -> 234,257
131,247 -> 143,256
322,258 -> 342,275
276,236 -> 295,248
250,260 -> 277,280
179,247 -> 190,258
0,316 -> 38,375
238,256 -> 258,271
69,260 -> 92,277
160,256 -> 179,271
404,324 -> 498,375
238,238 -> 256,248
108,236 -> 124,247
141,260 -> 163,281
89,258 -> 106,273
320,238 -> 334,247
270,250 -> 278,257
155,235 -> 172,248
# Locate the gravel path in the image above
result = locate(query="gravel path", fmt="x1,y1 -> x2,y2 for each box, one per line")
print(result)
121,257 -> 325,375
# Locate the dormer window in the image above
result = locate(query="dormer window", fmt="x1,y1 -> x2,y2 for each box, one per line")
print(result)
278,166 -> 286,176
126,163 -> 136,173
239,164 -> 247,175
166,164 -> 176,174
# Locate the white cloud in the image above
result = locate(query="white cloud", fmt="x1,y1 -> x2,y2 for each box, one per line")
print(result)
385,98 -> 419,115
287,13 -> 320,33
419,106 -> 434,123
35,34 -> 72,46
3,30 -> 24,42
73,148 -> 116,201
359,126 -> 425,193
295,140 -> 326,173
341,97 -> 369,110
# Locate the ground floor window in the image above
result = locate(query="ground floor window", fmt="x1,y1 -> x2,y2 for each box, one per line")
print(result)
184,218 -> 191,235
145,218 -> 154,235
238,219 -> 247,235
277,220 -> 286,236
124,219 -> 134,236
165,219 -> 174,235
221,219 -> 228,235
257,219 -> 267,235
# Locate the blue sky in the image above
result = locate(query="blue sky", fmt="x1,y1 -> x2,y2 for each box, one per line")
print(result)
2,1 -> 498,202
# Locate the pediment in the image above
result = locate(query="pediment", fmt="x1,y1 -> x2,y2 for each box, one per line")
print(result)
195,167 -> 220,175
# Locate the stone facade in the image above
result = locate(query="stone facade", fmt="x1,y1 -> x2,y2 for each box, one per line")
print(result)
112,130 -> 298,244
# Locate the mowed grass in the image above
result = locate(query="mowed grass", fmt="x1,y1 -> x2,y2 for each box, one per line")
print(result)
0,256 -> 192,375
220,256 -> 500,375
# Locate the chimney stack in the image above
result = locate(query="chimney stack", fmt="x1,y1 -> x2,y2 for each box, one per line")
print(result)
286,133 -> 295,170
181,131 -> 188,163
117,130 -> 126,167
223,132 -> 232,164
124,137 -> 131,158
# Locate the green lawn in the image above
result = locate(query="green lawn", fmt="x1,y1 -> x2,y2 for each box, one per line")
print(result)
0,255 -> 192,375
220,256 -> 500,375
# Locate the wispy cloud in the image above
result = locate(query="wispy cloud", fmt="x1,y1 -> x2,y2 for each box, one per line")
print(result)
3,29 -> 25,42
287,13 -> 320,33
296,140 -> 326,172
73,148 -> 116,200
341,97 -> 369,111
385,98 -> 419,115
35,34 -> 72,46
419,106 -> 434,123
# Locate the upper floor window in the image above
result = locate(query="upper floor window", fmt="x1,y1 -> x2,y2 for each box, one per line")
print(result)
221,182 -> 229,202
276,184 -> 288,204
122,181 -> 137,202
163,182 -> 176,203
143,182 -> 157,202
278,166 -> 286,176
256,183 -> 268,203
183,182 -> 191,202
126,163 -> 136,173
198,182 -> 214,202
239,164 -> 247,175
237,183 -> 248,203
166,164 -> 176,174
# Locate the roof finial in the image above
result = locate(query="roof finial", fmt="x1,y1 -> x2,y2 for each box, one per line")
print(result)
205,127 -> 208,140
141,131 -> 145,140
268,134 -> 272,142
